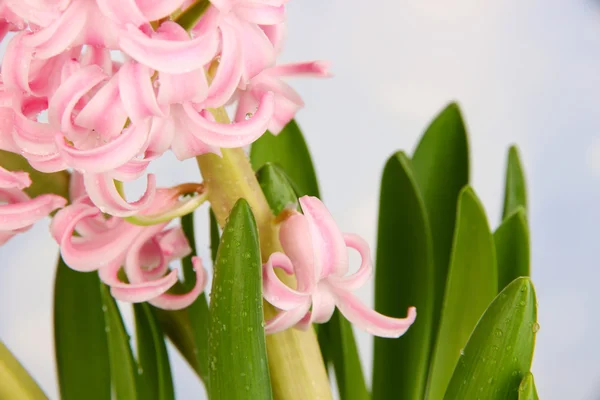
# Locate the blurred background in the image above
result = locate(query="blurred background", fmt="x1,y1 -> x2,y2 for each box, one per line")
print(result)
1,0 -> 599,398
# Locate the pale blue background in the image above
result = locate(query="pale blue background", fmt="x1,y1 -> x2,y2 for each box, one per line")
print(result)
2,0 -> 599,398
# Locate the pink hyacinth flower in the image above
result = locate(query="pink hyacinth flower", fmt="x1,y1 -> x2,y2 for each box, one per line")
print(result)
263,196 -> 416,338
0,166 -> 66,245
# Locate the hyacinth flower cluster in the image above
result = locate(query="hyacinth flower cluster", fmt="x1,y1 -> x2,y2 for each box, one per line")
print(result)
0,0 -> 416,344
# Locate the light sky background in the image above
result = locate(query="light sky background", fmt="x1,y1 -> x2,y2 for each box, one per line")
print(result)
1,0 -> 599,399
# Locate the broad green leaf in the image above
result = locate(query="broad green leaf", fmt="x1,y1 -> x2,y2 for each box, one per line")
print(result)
494,207 -> 530,291
255,152 -> 367,400
99,283 -> 138,400
54,257 -> 110,400
0,341 -> 47,400
518,373 -> 540,400
427,187 -> 497,400
134,303 -> 174,400
411,103 -> 469,336
256,163 -> 300,215
502,145 -> 527,219
373,152 -> 435,400
209,199 -> 272,400
180,212 -> 210,382
250,120 -> 320,197
444,278 -> 538,399
209,208 -> 220,263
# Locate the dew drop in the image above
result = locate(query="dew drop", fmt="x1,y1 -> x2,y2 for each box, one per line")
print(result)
459,349 -> 465,356
138,367 -> 144,375
245,112 -> 253,120
532,322 -> 540,333
494,328 -> 503,337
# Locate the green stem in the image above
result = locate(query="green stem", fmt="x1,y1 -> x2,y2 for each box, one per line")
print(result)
197,145 -> 331,399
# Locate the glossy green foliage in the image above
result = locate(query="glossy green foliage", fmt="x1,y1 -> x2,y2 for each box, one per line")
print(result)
444,278 -> 538,399
250,120 -> 320,197
54,257 -> 110,400
427,187 -> 497,400
494,208 -> 530,291
411,103 -> 469,338
208,199 -> 272,400
502,145 -> 528,219
373,152 -> 435,400
518,373 -> 540,400
99,284 -> 139,400
0,341 -> 47,400
256,163 -> 299,214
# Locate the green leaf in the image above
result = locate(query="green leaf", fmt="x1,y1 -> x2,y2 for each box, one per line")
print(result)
209,208 -> 220,263
411,103 -> 469,337
518,373 -> 540,400
444,278 -> 538,399
134,303 -> 174,400
209,199 -> 272,400
250,120 -> 320,197
373,152 -> 435,400
256,163 -> 300,215
427,187 -> 497,400
54,257 -> 110,400
502,145 -> 528,219
0,341 -> 47,400
181,212 -> 210,382
99,283 -> 139,400
494,207 -> 530,291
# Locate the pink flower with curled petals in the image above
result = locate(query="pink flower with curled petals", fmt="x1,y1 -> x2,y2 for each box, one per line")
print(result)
0,166 -> 66,245
263,196 -> 416,338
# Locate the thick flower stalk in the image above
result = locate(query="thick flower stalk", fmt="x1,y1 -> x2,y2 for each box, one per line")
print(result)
263,196 -> 417,337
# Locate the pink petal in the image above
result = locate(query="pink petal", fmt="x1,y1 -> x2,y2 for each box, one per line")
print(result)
268,61 -> 332,78
182,91 -> 274,147
95,0 -> 147,27
26,152 -> 68,173
308,285 -> 336,324
170,106 -> 220,159
0,167 -> 31,190
260,22 -> 286,54
333,289 -> 417,338
235,4 -> 286,25
2,32 -> 33,93
119,24 -> 219,74
12,98 -> 58,156
327,233 -> 373,291
55,121 -> 149,173
157,69 -> 209,106
48,65 -> 108,138
118,61 -> 167,124
69,171 -> 86,201
237,21 -> 276,83
21,0 -> 87,59
149,256 -> 207,310
137,0 -> 187,20
278,213 -> 316,292
0,193 -> 66,230
264,301 -> 311,335
205,23 -> 243,108
298,196 -> 348,278
83,172 -> 156,217
262,252 -> 310,311
80,46 -> 113,75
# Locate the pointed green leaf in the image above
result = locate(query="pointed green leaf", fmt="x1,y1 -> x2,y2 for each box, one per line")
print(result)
250,120 -> 320,197
518,373 -> 539,400
411,103 -> 469,337
256,163 -> 300,215
209,199 -> 272,400
99,284 -> 138,400
134,303 -> 174,400
444,278 -> 538,399
209,208 -> 220,263
0,341 -> 47,400
494,207 -> 530,291
427,187 -> 497,400
373,152 -> 435,400
502,145 -> 527,219
181,212 -> 210,382
54,257 -> 110,400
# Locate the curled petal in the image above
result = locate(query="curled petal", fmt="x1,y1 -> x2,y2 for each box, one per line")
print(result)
157,69 -> 209,106
80,46 -> 113,74
205,23 -> 242,108
237,22 -> 276,83
299,196 -> 348,278
334,289 -> 417,338
183,91 -> 274,147
262,252 -> 309,311
51,203 -> 142,271
171,106 -> 219,159
137,0 -> 187,20
84,172 -> 156,217
268,61 -> 332,78
111,156 -> 156,181
149,256 -> 207,310
106,266 -> 180,303
308,286 -> 336,324
264,301 -> 311,335
26,152 -> 68,173
55,122 -> 149,173
125,191 -> 208,226
96,0 -> 147,27
0,194 -> 66,230
69,171 -> 86,201
235,4 -> 286,25
2,32 -> 33,93
327,233 -> 373,291
261,22 -> 286,54
119,61 -> 166,124
0,167 -> 31,189
278,213 -> 315,292
119,24 -> 219,74
13,99 -> 59,156
48,65 -> 107,138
